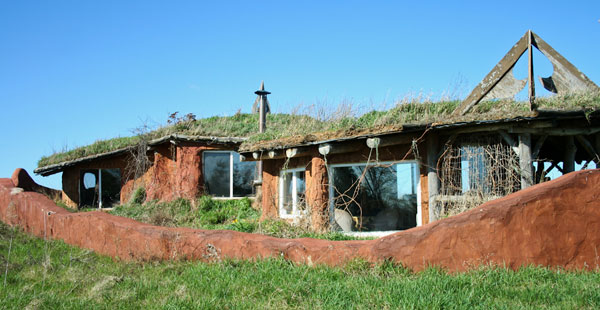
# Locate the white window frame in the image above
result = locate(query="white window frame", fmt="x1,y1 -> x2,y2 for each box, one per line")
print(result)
279,168 -> 305,219
203,150 -> 255,198
328,160 -> 422,228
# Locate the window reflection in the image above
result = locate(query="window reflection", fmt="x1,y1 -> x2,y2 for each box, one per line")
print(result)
279,169 -> 306,218
79,168 -> 120,208
203,151 -> 256,198
331,162 -> 418,231
203,152 -> 231,197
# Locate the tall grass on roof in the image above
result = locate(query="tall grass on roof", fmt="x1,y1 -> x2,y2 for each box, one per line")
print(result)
37,91 -> 600,167
37,113 -> 326,168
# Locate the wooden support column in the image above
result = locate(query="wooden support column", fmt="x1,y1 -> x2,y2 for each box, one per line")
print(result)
564,136 -> 576,173
498,130 -> 519,155
426,133 -> 440,223
519,133 -> 533,189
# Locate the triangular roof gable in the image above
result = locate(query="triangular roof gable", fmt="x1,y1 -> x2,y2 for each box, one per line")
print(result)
453,30 -> 600,116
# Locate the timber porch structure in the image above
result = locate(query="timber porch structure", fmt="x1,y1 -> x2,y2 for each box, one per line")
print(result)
239,31 -> 600,233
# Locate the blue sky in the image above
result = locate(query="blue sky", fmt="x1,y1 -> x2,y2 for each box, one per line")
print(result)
1,1 -> 599,189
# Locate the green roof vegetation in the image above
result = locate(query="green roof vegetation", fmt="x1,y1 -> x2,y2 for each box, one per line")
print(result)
36,113 -> 326,168
37,91 -> 600,168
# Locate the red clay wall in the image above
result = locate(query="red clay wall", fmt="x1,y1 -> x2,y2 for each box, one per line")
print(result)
261,141 -> 431,229
260,159 -> 281,219
306,156 -> 329,232
2,169 -> 600,272
61,143 -> 234,208
62,155 -> 130,207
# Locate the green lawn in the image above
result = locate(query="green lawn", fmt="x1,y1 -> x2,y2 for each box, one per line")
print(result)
1,222 -> 599,309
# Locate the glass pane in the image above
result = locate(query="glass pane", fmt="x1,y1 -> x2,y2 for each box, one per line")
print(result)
281,172 -> 293,216
461,146 -> 488,194
396,162 -> 416,197
233,152 -> 256,197
83,173 -> 96,189
331,165 -> 364,215
295,171 -> 306,211
101,169 -> 121,208
332,163 -> 418,231
80,170 -> 99,208
204,152 -> 231,197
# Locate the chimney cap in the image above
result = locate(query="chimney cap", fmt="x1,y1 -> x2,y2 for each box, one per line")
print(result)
254,80 -> 271,95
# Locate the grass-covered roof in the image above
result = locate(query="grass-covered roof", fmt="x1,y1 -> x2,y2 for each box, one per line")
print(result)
37,91 -> 600,168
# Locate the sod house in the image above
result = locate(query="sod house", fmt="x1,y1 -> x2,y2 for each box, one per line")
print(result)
238,31 -> 600,233
34,31 -> 599,234
34,134 -> 256,208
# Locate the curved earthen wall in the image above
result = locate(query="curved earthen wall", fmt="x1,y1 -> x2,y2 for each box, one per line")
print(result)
1,169 -> 599,272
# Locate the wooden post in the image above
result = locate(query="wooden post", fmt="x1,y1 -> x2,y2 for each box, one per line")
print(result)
427,133 -> 440,222
528,30 -> 536,110
535,160 -> 545,184
519,133 -> 533,189
564,136 -> 576,173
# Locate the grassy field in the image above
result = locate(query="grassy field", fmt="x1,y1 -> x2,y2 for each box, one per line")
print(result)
1,221 -> 600,309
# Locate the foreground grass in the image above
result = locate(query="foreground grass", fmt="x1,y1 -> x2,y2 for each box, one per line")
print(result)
1,222 -> 599,309
109,194 -> 364,241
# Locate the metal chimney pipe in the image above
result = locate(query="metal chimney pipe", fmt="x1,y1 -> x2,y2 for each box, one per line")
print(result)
255,81 -> 270,133
254,81 -> 271,184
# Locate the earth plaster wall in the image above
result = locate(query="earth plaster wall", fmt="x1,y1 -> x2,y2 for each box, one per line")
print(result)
2,168 -> 600,272
260,141 -> 430,229
60,143 -> 235,208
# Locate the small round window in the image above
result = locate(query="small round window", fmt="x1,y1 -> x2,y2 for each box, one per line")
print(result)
83,172 -> 97,189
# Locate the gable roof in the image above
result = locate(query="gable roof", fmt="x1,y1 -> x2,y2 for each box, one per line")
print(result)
453,30 -> 599,116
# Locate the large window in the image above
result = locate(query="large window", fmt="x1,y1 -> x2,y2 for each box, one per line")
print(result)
79,168 -> 121,208
279,168 -> 306,218
329,161 -> 420,231
203,151 -> 256,198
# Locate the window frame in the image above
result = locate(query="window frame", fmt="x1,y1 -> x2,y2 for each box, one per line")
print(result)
278,167 -> 306,219
78,168 -> 121,209
327,160 -> 422,228
202,150 -> 255,198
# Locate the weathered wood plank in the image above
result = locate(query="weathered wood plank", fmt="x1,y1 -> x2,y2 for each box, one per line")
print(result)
519,133 -> 533,189
427,133 -> 440,223
286,147 -> 312,158
498,130 -> 520,155
575,135 -> 599,163
563,136 -> 576,173
453,32 -> 529,116
527,30 -> 536,110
